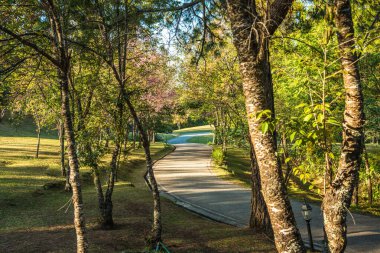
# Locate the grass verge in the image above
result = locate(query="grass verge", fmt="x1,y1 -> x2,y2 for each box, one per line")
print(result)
211,145 -> 380,216
0,134 -> 275,252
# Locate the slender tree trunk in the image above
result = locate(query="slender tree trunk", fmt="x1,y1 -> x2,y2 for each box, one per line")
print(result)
124,126 -> 129,151
0,108 -> 5,122
103,142 -> 119,229
92,164 -> 105,222
227,2 -> 305,252
35,122 -> 41,158
65,162 -> 71,191
281,132 -> 293,186
60,72 -> 88,252
132,121 -> 136,149
352,181 -> 359,206
248,136 -> 272,236
125,98 -> 162,247
363,145 -> 373,206
59,121 -> 66,176
322,0 -> 365,251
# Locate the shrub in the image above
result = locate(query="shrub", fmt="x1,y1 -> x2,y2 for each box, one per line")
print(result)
212,147 -> 225,166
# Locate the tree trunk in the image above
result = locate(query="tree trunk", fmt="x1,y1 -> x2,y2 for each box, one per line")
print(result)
248,136 -> 272,236
281,132 -> 292,186
352,182 -> 359,206
59,121 -> 66,176
124,125 -> 129,151
227,2 -> 305,252
125,98 -> 162,247
322,0 -> 365,251
35,120 -> 41,158
103,142 -> 120,229
65,163 -> 71,191
363,145 -> 372,206
132,121 -> 136,149
60,72 -> 88,252
92,164 -> 105,222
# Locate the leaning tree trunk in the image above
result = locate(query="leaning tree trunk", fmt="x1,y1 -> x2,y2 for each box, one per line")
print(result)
125,98 -> 162,247
60,72 -> 88,252
35,119 -> 41,158
248,136 -> 272,236
322,0 -> 365,252
227,1 -> 305,252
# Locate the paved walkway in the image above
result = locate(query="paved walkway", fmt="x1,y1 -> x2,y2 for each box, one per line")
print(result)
154,135 -> 380,252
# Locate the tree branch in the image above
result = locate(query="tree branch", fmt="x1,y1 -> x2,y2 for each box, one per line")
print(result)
0,25 -> 60,67
267,0 -> 293,35
137,0 -> 203,13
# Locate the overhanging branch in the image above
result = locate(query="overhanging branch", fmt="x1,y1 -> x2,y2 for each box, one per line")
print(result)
0,25 -> 60,67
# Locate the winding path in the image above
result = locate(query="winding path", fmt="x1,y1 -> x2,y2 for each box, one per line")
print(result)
154,133 -> 380,252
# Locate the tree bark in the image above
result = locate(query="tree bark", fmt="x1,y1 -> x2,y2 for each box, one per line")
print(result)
103,142 -> 119,229
248,136 -> 272,236
61,72 -> 88,252
125,97 -> 162,247
322,0 -> 365,251
227,1 -> 305,252
59,121 -> 66,176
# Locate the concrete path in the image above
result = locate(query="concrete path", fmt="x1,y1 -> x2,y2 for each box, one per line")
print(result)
154,135 -> 380,252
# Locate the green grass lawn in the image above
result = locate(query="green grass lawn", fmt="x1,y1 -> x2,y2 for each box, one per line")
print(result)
155,133 -> 178,143
173,125 -> 214,135
186,135 -> 214,144
0,123 -> 274,252
156,125 -> 215,144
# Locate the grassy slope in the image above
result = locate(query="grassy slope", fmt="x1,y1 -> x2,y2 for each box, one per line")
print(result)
186,135 -> 214,144
156,125 -> 215,144
173,125 -> 214,134
174,125 -> 214,144
0,123 -> 274,252
212,145 -> 380,216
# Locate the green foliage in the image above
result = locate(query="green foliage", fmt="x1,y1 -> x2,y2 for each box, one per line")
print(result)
212,147 -> 225,167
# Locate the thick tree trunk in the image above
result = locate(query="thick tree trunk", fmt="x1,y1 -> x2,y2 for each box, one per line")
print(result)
248,136 -> 272,236
125,98 -> 162,247
227,2 -> 305,252
60,72 -> 88,252
322,0 -> 365,252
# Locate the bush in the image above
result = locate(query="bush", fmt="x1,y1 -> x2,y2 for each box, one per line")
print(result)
212,147 -> 225,166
